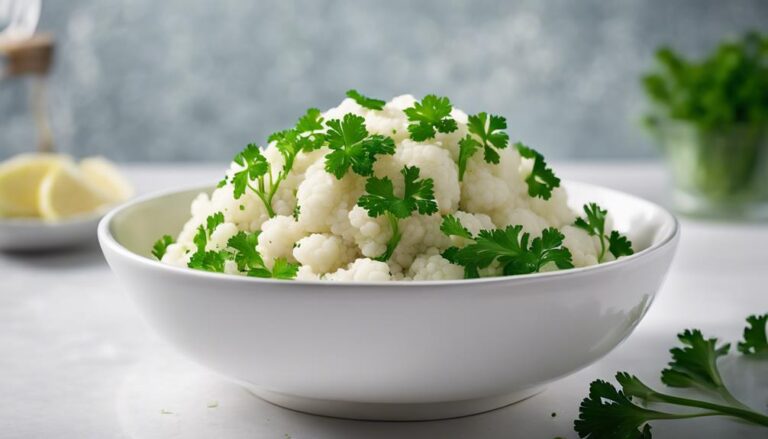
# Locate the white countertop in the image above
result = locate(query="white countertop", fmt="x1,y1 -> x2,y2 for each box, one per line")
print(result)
2,162 -> 767,439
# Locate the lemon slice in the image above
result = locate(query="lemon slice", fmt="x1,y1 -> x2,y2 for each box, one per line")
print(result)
0,154 -> 69,217
38,163 -> 111,220
79,156 -> 134,203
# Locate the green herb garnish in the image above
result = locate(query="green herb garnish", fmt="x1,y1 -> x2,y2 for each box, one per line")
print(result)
458,113 -> 510,180
404,94 -> 458,141
574,202 -> 634,262
515,142 -> 560,200
346,89 -> 385,110
151,235 -> 175,260
357,165 -> 438,261
230,109 -> 325,217
324,113 -> 396,179
441,215 -> 573,278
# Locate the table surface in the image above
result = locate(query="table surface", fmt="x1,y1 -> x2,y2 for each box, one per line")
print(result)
2,162 -> 767,439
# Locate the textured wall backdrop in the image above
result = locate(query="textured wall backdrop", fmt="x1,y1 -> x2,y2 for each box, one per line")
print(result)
1,0 -> 767,162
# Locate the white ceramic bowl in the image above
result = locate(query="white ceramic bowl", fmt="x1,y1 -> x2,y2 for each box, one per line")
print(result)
0,213 -> 103,251
99,181 -> 679,421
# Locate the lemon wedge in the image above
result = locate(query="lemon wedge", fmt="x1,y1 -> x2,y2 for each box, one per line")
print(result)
0,154 -> 69,217
37,163 -> 111,220
79,156 -> 134,203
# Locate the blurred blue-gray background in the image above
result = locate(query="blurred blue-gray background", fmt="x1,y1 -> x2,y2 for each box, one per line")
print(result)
1,0 -> 767,162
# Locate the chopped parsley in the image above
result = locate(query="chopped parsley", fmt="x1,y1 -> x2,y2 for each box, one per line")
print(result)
357,165 -> 438,261
404,94 -> 458,141
346,89 -> 385,110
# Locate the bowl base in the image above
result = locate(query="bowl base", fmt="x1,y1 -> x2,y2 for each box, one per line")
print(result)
244,386 -> 543,421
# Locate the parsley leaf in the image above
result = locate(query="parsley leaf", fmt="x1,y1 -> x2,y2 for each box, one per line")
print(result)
575,321 -> 768,439
295,108 -> 324,133
270,257 -> 300,280
346,89 -> 385,110
357,165 -> 438,261
660,330 -> 733,399
189,212 -> 227,269
446,225 -> 573,277
226,231 -> 264,272
457,113 -> 510,180
188,250 -> 229,272
737,314 -> 768,355
574,202 -> 634,262
515,142 -> 560,200
228,108 -> 326,218
404,94 -> 458,141
324,113 -> 396,178
469,112 -> 510,164
440,215 -> 473,239
608,231 -> 634,258
151,235 -> 175,260
206,212 -> 224,233
574,378 -> 657,439
232,144 -> 269,200
458,135 -> 481,181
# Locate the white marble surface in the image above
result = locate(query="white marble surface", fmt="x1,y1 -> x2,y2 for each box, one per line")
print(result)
1,162 -> 767,439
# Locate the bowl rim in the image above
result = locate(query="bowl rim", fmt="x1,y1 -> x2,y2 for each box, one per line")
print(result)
98,181 -> 680,288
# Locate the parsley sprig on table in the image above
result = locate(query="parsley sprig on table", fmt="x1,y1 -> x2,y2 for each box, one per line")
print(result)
574,202 -> 634,262
324,113 -> 396,179
737,314 -> 768,355
346,89 -> 386,110
440,215 -> 574,278
226,108 -> 325,218
357,166 -> 438,261
574,314 -> 768,439
404,94 -> 458,141
458,112 -> 510,180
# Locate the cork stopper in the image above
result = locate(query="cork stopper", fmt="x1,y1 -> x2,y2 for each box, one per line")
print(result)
0,33 -> 54,76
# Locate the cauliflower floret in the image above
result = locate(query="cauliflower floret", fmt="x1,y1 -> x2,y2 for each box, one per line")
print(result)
296,160 -> 363,235
295,265 -> 320,281
160,243 -> 189,267
293,233 -> 357,274
449,211 -> 495,247
561,225 -> 602,268
208,222 -> 239,251
322,98 -> 366,121
407,250 -> 464,280
460,156 -> 511,214
257,215 -> 304,267
396,140 -> 460,213
325,258 -> 391,282
348,205 -> 390,258
389,214 -> 451,273
492,204 -> 550,235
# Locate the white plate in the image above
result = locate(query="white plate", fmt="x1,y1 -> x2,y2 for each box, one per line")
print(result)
0,212 -> 103,251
